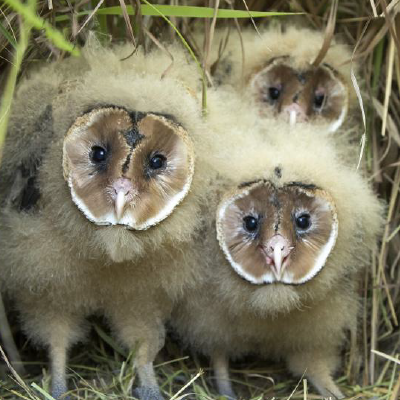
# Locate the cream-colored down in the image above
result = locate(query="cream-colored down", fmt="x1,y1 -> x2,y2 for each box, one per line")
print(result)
0,42 -> 261,398
171,126 -> 384,397
200,25 -> 363,160
209,26 -> 355,91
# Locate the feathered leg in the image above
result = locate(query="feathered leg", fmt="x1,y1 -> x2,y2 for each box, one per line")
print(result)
287,351 -> 344,399
47,313 -> 87,399
212,351 -> 237,400
19,305 -> 86,400
134,363 -> 164,400
49,334 -> 69,399
106,306 -> 166,400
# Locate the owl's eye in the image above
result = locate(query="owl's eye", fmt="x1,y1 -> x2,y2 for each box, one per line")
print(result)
90,146 -> 108,163
314,93 -> 325,109
269,87 -> 281,101
243,216 -> 259,233
149,154 -> 167,170
295,213 -> 311,231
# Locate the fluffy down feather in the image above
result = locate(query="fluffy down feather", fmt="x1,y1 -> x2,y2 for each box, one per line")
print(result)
0,42 -> 257,399
170,125 -> 384,399
199,25 -> 363,159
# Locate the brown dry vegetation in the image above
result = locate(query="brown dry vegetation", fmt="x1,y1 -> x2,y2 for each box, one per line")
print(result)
0,1 -> 400,399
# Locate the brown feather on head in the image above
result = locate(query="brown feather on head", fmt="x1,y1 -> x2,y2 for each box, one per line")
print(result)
217,180 -> 338,285
249,57 -> 348,132
63,107 -> 195,230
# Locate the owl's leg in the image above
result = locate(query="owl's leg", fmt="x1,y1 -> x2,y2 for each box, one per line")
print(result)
107,309 -> 165,400
286,351 -> 344,399
133,363 -> 164,400
20,306 -> 85,400
49,339 -> 68,400
47,313 -> 87,399
212,351 -> 237,400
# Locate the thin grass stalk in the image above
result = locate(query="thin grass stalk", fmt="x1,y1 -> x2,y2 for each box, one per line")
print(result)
0,0 -> 34,162
140,0 -> 208,114
381,34 -> 395,136
370,247 -> 378,384
1,0 -> 78,55
390,372 -> 400,400
378,165 -> 400,325
0,294 -> 24,375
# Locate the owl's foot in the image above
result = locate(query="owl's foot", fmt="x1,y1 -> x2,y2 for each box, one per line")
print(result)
51,380 -> 69,400
133,386 -> 165,400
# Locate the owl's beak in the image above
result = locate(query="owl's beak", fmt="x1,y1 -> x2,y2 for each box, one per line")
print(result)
273,245 -> 283,278
282,103 -> 307,126
112,178 -> 135,221
263,235 -> 292,280
115,191 -> 127,221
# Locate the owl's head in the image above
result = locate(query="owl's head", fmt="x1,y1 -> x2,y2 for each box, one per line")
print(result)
217,179 -> 338,285
63,106 -> 194,231
249,57 -> 348,132
209,26 -> 354,133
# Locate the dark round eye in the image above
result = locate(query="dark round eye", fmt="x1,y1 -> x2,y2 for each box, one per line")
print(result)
243,216 -> 259,233
90,146 -> 107,163
269,87 -> 281,101
295,213 -> 311,231
314,93 -> 325,109
149,154 -> 166,170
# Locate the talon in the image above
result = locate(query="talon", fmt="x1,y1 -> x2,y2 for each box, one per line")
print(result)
133,386 -> 164,400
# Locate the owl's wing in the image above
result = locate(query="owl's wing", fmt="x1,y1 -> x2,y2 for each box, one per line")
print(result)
1,104 -> 54,211
7,160 -> 41,211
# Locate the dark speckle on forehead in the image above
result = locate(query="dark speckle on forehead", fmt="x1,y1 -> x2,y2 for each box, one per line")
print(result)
274,166 -> 282,179
270,192 -> 280,209
120,121 -> 144,175
270,191 -> 281,232
122,126 -> 144,148
121,153 -> 132,175
296,72 -> 307,84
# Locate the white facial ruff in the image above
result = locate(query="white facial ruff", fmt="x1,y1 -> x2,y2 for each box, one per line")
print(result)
328,100 -> 347,133
217,185 -> 339,286
327,72 -> 349,133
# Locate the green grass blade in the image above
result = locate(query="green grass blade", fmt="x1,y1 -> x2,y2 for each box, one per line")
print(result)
55,4 -> 301,22
140,0 -> 207,114
2,0 -> 79,55
0,22 -> 17,49
31,383 -> 55,400
93,324 -> 128,358
0,5 -> 33,162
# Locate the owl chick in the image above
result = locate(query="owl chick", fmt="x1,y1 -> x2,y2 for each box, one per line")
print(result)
207,26 -> 357,134
170,128 -> 383,399
0,42 -> 223,400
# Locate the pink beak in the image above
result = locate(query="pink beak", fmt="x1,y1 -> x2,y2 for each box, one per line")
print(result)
282,103 -> 307,125
263,235 -> 292,280
111,178 -> 134,221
